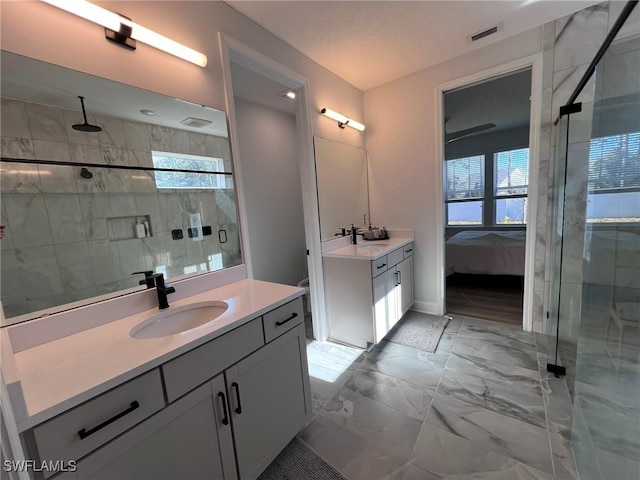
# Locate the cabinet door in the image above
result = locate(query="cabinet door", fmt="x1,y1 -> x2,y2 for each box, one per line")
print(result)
373,268 -> 398,343
226,324 -> 310,480
75,376 -> 236,480
397,256 -> 413,316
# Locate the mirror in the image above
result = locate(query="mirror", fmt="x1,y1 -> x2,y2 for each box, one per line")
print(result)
313,137 -> 369,241
0,52 -> 242,325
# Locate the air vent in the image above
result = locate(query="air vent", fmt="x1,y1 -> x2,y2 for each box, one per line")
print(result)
180,117 -> 213,128
469,23 -> 502,42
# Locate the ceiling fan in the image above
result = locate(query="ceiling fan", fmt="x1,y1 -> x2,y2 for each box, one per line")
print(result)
444,118 -> 496,144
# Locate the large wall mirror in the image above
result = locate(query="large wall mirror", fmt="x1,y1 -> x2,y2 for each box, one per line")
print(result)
314,137 -> 369,241
0,52 -> 242,325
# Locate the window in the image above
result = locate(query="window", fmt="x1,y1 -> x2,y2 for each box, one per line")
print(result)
587,132 -> 640,223
444,148 -> 529,226
151,151 -> 227,189
444,155 -> 485,225
494,148 -> 529,224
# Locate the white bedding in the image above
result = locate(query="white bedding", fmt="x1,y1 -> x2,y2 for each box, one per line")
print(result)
446,230 -> 526,276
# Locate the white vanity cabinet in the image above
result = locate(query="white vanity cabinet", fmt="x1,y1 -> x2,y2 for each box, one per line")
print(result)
324,242 -> 414,348
25,297 -> 310,480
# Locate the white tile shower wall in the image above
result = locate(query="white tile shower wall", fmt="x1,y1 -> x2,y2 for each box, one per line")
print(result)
0,98 -> 241,318
533,2 -> 610,334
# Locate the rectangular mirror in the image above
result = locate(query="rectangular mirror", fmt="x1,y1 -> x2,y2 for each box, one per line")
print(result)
1,52 -> 242,325
314,137 -> 369,241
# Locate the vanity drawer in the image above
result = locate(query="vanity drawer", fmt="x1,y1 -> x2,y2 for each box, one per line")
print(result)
32,369 -> 164,473
263,297 -> 304,343
387,247 -> 404,268
162,318 -> 264,403
371,255 -> 389,277
403,242 -> 414,258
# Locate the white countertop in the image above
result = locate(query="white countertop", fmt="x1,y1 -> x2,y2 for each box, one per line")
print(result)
9,279 -> 303,432
322,237 -> 413,260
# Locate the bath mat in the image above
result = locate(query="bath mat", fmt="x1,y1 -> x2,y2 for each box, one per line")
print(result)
258,437 -> 346,480
384,310 -> 449,353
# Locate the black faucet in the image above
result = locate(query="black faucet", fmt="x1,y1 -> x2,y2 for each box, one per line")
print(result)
133,271 -> 176,309
351,224 -> 358,245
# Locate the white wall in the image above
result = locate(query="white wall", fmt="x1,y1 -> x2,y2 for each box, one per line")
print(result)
234,98 -> 306,286
364,27 -> 542,314
0,1 -> 364,148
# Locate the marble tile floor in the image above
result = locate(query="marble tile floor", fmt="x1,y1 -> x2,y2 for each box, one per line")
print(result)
299,314 -> 582,480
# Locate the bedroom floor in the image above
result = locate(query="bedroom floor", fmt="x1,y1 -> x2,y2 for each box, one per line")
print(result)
445,273 -> 524,325
299,314 -> 577,479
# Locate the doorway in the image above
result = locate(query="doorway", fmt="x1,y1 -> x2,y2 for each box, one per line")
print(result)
439,65 -> 538,327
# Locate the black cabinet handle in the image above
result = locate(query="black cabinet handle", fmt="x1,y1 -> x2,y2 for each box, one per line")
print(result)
275,312 -> 298,326
231,382 -> 242,414
218,392 -> 229,425
78,401 -> 139,440
377,263 -> 387,270
398,271 -> 402,285
405,248 -> 413,253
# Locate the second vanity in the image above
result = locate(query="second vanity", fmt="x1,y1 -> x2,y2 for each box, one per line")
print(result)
2,279 -> 311,480
323,237 -> 414,348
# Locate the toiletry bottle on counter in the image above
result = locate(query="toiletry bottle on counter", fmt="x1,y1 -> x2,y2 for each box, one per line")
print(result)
143,220 -> 150,237
135,220 -> 146,239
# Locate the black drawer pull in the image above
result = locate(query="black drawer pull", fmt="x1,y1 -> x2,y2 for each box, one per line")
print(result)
377,263 -> 387,270
405,249 -> 413,253
78,401 -> 139,440
218,392 -> 229,425
275,312 -> 298,326
231,382 -> 242,414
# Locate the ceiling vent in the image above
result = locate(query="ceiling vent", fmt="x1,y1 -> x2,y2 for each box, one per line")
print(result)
180,117 -> 213,128
469,23 -> 502,42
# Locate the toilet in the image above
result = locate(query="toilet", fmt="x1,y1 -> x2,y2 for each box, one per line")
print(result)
297,277 -> 311,314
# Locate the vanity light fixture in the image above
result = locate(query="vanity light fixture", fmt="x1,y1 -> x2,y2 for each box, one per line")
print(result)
40,0 -> 208,67
279,89 -> 296,100
320,107 -> 365,131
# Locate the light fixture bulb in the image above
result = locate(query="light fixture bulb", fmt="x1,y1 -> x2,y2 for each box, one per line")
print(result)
320,107 -> 365,131
286,91 -> 296,100
41,0 -> 207,67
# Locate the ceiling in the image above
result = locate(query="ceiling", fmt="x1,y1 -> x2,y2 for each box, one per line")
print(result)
227,0 -> 599,91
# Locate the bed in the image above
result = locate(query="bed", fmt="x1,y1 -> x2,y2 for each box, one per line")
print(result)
446,230 -> 526,276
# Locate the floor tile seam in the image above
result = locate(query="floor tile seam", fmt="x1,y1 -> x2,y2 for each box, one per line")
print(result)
316,404 -> 418,463
540,353 -> 561,480
442,356 -> 544,393
443,356 -> 544,387
409,421 -> 556,480
454,333 -> 538,352
572,402 -> 605,480
447,349 -> 541,377
354,359 -> 445,392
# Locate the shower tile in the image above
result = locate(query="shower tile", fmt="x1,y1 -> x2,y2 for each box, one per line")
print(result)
25,103 -> 67,142
188,132 -> 207,156
149,126 -> 171,152
205,135 -> 228,158
88,240 -> 123,286
16,245 -> 63,299
594,448 -> 640,480
63,110 -> 100,146
95,115 -> 127,148
109,193 -> 138,218
549,421 -> 579,480
55,242 -> 94,291
323,387 -> 422,459
3,193 -> 52,247
79,193 -> 112,241
1,205 -> 14,251
39,164 -> 78,194
344,369 -> 436,421
140,235 -> 168,272
1,99 -> 31,139
123,121 -> 150,151
215,189 -> 239,224
0,249 -> 24,299
1,157 -> 41,194
69,143 -> 103,164
425,392 -> 553,474
158,193 -> 185,232
43,193 -> 87,244
410,425 -> 553,480
1,136 -> 36,160
169,128 -> 190,154
116,239 -> 147,278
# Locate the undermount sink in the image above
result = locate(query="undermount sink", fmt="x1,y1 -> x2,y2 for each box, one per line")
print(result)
130,301 -> 229,339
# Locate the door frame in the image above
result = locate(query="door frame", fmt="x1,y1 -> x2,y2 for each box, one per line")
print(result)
434,53 -> 543,331
219,33 -> 328,341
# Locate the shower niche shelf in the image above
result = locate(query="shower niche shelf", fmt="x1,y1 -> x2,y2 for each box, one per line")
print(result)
107,215 -> 152,241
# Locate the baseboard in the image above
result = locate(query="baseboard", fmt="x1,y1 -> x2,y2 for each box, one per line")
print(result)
410,301 -> 440,316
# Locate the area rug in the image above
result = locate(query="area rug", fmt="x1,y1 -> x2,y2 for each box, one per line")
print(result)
384,310 -> 449,353
258,437 -> 346,480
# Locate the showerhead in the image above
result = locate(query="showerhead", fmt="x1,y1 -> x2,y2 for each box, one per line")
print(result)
72,96 -> 102,133
80,167 -> 94,179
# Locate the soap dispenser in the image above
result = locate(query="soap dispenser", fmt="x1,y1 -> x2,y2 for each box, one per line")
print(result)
135,219 -> 146,239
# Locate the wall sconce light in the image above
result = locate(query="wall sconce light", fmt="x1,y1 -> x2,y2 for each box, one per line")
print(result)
320,108 -> 365,131
41,0 -> 208,67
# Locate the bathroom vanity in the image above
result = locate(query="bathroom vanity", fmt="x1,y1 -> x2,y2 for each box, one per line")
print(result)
2,280 -> 311,480
323,238 -> 414,348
